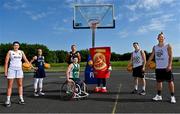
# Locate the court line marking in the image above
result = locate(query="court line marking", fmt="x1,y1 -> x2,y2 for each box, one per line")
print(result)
145,72 -> 180,80
145,73 -> 180,75
112,83 -> 122,114
145,77 -> 156,80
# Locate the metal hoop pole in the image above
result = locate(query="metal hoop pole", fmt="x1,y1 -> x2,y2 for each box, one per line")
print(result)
92,28 -> 95,48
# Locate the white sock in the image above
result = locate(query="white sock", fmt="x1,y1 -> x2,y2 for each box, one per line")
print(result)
39,78 -> 43,92
7,96 -> 11,102
34,89 -> 37,93
134,85 -> 138,90
34,78 -> 39,92
19,95 -> 24,102
142,86 -> 145,91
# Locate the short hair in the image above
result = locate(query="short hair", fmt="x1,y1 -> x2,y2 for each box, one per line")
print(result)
37,48 -> 42,51
13,41 -> 20,45
73,57 -> 78,62
71,44 -> 76,48
133,42 -> 139,45
158,32 -> 164,37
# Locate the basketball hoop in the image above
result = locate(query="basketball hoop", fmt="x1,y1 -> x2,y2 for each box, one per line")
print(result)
88,19 -> 100,30
73,4 -> 115,47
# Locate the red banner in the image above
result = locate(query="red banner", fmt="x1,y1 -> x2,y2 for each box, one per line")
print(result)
90,47 -> 111,78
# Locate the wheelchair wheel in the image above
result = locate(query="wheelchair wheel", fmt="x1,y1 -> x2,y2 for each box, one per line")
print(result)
81,82 -> 88,93
60,81 -> 76,100
75,84 -> 81,94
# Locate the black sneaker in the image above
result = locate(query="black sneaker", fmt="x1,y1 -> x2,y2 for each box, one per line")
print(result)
139,90 -> 146,95
19,100 -> 25,105
5,101 -> 11,107
131,89 -> 138,94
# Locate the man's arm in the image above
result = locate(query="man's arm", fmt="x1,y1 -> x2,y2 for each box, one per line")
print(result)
128,53 -> 133,66
167,44 -> 173,70
141,50 -> 146,71
66,52 -> 70,64
146,46 -> 155,69
77,52 -> 81,63
147,46 -> 155,64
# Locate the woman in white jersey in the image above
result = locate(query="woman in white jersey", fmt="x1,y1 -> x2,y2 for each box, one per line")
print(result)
129,42 -> 146,95
4,41 -> 31,107
147,32 -> 176,103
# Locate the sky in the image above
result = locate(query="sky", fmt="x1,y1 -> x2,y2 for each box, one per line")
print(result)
0,0 -> 180,57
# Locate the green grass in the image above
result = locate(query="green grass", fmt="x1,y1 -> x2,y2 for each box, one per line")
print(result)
0,61 -> 180,73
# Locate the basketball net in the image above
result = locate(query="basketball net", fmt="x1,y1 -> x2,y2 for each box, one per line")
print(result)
88,19 -> 100,30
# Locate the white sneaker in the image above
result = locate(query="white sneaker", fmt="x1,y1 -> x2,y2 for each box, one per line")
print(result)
18,99 -> 25,105
152,94 -> 162,101
73,93 -> 80,98
39,91 -> 45,96
170,96 -> 176,104
5,100 -> 11,107
34,92 -> 39,97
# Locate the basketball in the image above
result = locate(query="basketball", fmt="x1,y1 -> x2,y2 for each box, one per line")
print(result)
22,66 -> 31,71
22,63 -> 31,71
127,63 -> 133,72
44,63 -> 51,69
88,60 -> 93,66
148,61 -> 156,69
22,63 -> 31,68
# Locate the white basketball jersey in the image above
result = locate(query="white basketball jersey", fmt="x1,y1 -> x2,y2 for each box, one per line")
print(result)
132,50 -> 144,68
154,44 -> 169,69
9,50 -> 23,70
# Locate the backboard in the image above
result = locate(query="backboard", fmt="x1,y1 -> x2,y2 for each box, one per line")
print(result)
73,4 -> 115,29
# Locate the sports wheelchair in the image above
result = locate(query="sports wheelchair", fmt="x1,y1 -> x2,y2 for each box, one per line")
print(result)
60,79 -> 89,100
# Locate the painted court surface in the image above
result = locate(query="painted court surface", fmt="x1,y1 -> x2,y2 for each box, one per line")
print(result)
0,70 -> 179,113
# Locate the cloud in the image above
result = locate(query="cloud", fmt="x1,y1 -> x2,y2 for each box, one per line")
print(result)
137,14 -> 175,33
115,14 -> 123,21
127,11 -> 163,22
3,0 -> 26,10
126,0 -> 175,11
67,0 -> 114,5
129,14 -> 139,22
63,19 -> 69,23
24,11 -> 53,21
118,30 -> 129,38
52,22 -> 72,34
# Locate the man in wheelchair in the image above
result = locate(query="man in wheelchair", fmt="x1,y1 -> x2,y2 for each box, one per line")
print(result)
66,57 -> 89,99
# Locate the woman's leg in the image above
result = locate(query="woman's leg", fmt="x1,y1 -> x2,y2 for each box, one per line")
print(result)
39,78 -> 45,95
16,78 -> 24,102
39,78 -> 43,92
34,78 -> 39,92
6,79 -> 14,104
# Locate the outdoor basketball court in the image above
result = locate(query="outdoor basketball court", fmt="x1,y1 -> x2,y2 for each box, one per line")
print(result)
0,69 -> 179,113
0,0 -> 179,113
